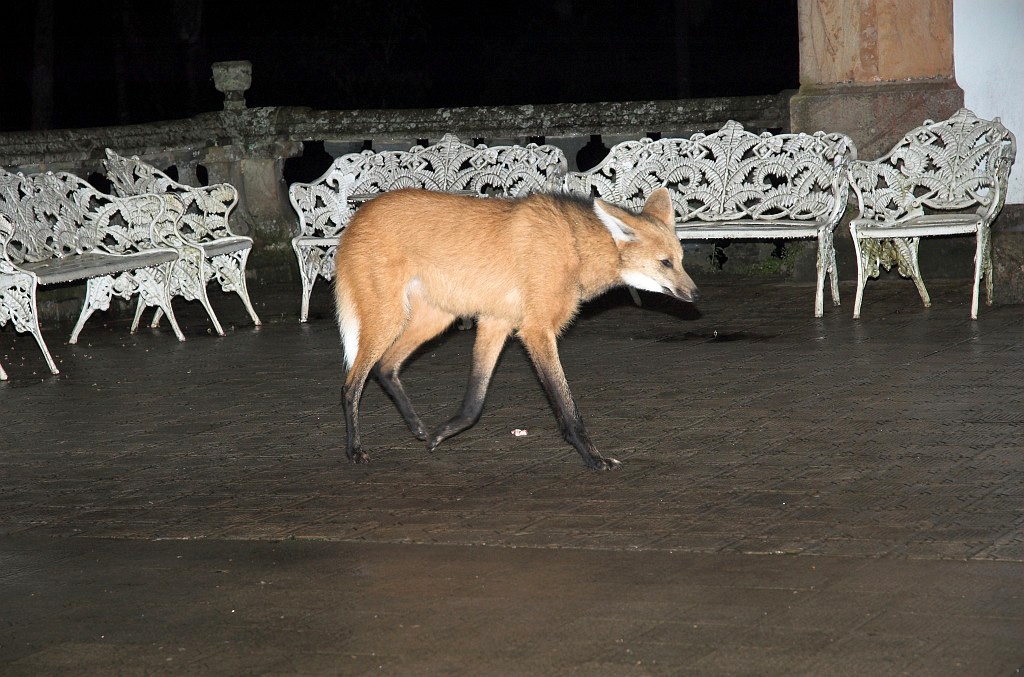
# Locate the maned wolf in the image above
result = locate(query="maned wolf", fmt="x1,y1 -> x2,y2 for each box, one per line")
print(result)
334,187 -> 699,470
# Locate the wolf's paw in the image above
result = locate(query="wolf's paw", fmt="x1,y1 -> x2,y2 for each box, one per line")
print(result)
587,456 -> 621,471
347,450 -> 370,464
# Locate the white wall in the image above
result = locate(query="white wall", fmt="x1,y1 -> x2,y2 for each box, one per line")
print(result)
954,0 -> 1024,204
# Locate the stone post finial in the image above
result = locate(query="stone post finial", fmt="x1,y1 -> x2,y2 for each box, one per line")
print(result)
212,61 -> 253,111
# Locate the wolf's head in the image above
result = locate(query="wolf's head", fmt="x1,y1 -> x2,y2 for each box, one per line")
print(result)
594,187 -> 701,303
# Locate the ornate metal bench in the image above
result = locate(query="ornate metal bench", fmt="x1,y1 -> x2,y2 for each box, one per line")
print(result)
103,149 -> 262,335
847,108 -> 1017,319
0,169 -> 184,377
288,134 -> 568,322
564,122 -> 857,317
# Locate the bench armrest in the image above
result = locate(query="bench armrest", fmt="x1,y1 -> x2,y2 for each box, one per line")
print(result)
171,182 -> 239,243
289,169 -> 356,239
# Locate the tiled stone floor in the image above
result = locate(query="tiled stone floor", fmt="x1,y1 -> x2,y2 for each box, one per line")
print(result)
1,276 -> 1021,675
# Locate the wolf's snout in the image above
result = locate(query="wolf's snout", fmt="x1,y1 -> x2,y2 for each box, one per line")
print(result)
670,285 -> 700,303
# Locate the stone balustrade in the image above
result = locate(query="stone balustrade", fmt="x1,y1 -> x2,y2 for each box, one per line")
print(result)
3,61 -> 1016,310
0,62 -> 791,254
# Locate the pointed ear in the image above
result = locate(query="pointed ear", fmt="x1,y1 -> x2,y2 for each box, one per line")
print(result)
642,187 -> 674,225
593,200 -> 637,242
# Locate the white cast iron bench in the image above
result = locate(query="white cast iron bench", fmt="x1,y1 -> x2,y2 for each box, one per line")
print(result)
288,133 -> 568,322
0,168 -> 184,378
103,149 -> 262,335
564,121 -> 857,317
847,108 -> 1016,319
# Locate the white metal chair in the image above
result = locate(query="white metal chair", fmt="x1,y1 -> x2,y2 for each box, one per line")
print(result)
104,149 -> 261,335
847,108 -> 1016,319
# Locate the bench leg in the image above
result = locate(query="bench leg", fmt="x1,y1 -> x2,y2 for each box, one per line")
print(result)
211,249 -> 261,328
133,266 -> 186,342
851,232 -> 868,319
153,280 -> 186,343
982,226 -> 995,308
815,238 -> 825,318
29,324 -> 60,375
69,276 -> 114,345
196,291 -> 225,337
970,227 -> 986,320
852,234 -> 933,319
153,273 -> 224,336
158,300 -> 186,342
131,296 -> 148,334
901,237 -> 931,309
2,271 -> 61,375
300,277 -> 315,323
69,299 -> 97,344
294,243 -> 334,323
813,233 -> 840,318
155,251 -> 222,336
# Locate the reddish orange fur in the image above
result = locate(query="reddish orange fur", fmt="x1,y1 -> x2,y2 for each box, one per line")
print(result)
334,187 -> 698,469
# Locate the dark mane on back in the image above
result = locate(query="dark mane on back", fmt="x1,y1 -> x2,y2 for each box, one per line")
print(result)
544,191 -> 595,210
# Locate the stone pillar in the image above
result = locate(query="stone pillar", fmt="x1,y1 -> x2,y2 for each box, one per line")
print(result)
206,61 -> 304,261
789,0 -> 964,159
238,141 -> 304,246
201,141 -> 303,247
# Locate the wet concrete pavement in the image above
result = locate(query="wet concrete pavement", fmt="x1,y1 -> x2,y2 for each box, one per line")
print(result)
1,276 -> 1022,675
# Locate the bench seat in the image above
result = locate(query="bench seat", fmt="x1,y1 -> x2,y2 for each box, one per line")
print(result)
21,249 -> 178,285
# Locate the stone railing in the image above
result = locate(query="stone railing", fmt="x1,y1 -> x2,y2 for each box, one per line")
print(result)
0,61 -> 791,257
3,62 -> 1019,311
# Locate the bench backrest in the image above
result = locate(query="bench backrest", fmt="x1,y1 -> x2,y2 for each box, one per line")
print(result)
0,169 -> 168,264
289,133 -> 568,239
564,121 -> 856,226
0,211 -> 14,268
848,108 -> 1017,223
104,149 -> 238,242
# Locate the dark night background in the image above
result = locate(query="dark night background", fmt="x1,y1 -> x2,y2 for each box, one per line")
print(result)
1,1 -> 798,133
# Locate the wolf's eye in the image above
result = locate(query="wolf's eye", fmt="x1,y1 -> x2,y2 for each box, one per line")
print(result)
660,258 -> 673,269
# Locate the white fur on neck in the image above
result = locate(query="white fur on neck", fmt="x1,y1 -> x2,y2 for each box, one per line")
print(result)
621,271 -> 663,293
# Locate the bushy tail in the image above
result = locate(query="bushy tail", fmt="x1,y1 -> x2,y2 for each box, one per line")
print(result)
335,280 -> 360,373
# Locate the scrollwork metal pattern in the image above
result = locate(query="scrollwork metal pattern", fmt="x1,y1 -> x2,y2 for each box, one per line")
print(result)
568,122 -> 853,224
1,210 -> 47,378
847,108 -> 1016,319
0,168 -> 186,376
564,122 -> 855,317
103,149 -> 261,335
